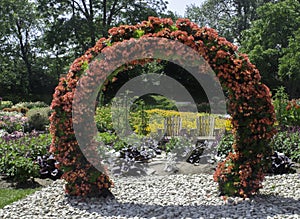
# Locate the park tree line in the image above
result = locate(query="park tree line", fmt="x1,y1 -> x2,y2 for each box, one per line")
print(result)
0,0 -> 299,103
186,0 -> 300,99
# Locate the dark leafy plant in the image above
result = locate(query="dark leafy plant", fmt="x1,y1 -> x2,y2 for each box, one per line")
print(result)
268,151 -> 296,174
119,136 -> 161,162
36,154 -> 63,180
0,131 -> 25,141
186,142 -> 205,164
96,133 -> 161,162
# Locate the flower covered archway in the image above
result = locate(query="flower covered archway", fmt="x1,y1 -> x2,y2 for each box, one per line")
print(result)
50,17 -> 276,197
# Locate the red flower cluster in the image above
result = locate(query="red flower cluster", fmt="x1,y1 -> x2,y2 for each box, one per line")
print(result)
286,99 -> 300,110
50,17 -> 276,197
213,152 -> 266,197
149,16 -> 173,27
108,25 -> 138,42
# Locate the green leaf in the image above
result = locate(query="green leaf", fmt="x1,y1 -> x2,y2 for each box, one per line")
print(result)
169,25 -> 178,31
133,29 -> 145,38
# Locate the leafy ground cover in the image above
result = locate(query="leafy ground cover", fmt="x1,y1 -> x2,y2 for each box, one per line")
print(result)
0,101 -> 60,208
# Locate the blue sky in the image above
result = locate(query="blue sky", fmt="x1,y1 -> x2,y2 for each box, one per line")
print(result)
166,0 -> 205,16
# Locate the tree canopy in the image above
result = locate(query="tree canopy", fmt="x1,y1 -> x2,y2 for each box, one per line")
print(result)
185,0 -> 275,44
240,0 -> 300,97
0,0 -> 299,102
0,0 -> 170,103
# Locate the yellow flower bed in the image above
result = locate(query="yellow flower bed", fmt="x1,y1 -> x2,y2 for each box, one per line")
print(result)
145,109 -> 232,134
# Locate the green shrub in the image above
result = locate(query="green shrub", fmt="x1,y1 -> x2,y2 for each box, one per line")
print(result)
0,101 -> 13,110
141,95 -> 176,110
96,132 -> 117,146
95,107 -> 113,132
113,138 -> 127,151
216,129 -> 300,163
13,101 -> 48,110
0,133 -> 50,183
110,135 -> 143,151
164,136 -> 194,154
216,132 -> 234,159
270,127 -> 300,163
130,100 -> 149,135
26,107 -> 51,131
273,87 -> 300,126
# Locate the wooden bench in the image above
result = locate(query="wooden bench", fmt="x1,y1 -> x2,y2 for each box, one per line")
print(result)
196,115 -> 216,142
159,115 -> 219,141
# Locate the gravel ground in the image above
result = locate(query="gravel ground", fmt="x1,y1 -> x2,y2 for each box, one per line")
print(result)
0,173 -> 299,219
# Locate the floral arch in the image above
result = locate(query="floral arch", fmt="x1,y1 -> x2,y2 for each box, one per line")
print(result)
50,17 -> 276,198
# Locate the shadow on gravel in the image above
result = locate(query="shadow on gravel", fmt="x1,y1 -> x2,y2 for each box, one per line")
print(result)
66,194 -> 299,218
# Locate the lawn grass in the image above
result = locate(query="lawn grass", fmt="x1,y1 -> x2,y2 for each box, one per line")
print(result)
0,188 -> 39,209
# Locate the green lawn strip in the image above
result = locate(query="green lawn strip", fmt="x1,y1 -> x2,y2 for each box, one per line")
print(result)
0,188 -> 39,209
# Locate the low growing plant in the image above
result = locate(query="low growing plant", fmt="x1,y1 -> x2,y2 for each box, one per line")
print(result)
36,154 -> 63,180
270,126 -> 300,163
96,134 -> 161,161
96,132 -> 118,146
164,136 -> 194,160
0,133 -> 51,183
118,135 -> 160,161
13,101 -> 48,110
0,111 -> 28,133
268,151 -> 296,174
0,100 -> 13,110
0,188 -> 39,209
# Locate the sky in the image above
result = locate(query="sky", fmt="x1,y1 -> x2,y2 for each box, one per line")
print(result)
166,0 -> 205,17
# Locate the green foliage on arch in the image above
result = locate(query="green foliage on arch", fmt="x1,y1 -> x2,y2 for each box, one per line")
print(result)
50,17 -> 276,197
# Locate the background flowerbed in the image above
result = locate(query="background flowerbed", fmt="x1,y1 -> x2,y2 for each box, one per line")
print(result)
0,92 -> 299,187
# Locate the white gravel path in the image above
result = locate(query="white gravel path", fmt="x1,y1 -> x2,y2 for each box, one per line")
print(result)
0,173 -> 299,219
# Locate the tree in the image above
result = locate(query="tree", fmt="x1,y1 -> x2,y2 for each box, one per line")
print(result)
240,0 -> 300,96
0,0 -> 63,103
185,0 -> 275,43
34,0 -> 169,101
0,0 -> 170,102
37,0 -> 168,56
100,60 -> 208,109
279,28 -> 300,98
0,1 -> 39,100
